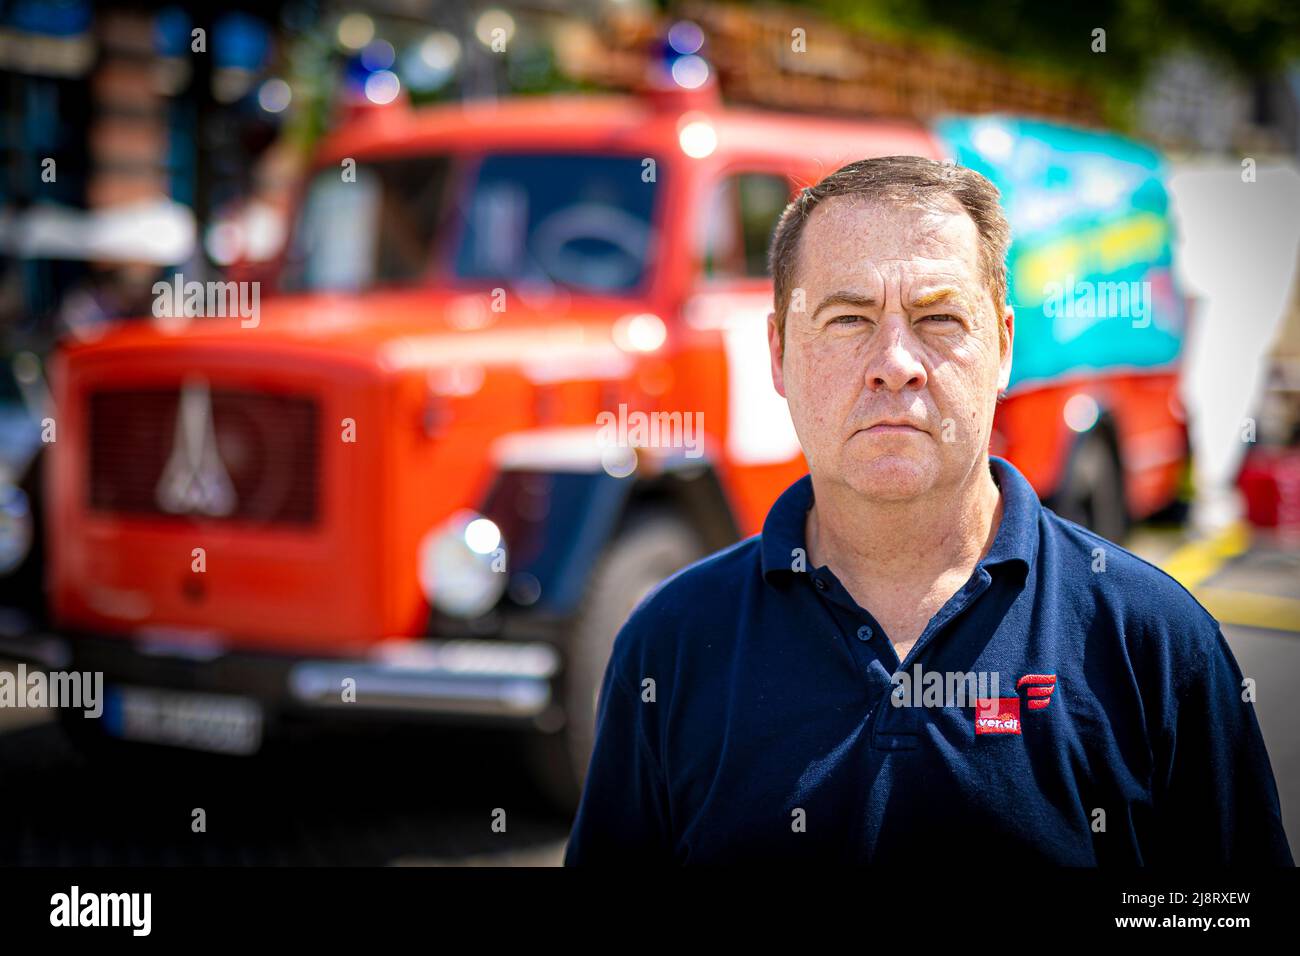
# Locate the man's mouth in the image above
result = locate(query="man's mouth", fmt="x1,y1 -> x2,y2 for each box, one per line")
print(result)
860,420 -> 927,434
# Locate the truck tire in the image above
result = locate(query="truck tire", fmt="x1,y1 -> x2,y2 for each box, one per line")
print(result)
1050,430 -> 1130,544
525,508 -> 707,814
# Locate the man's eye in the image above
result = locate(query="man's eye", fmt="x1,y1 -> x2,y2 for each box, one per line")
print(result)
921,314 -> 959,324
830,315 -> 866,325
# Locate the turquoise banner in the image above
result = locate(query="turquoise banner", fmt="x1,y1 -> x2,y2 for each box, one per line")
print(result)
933,116 -> 1187,390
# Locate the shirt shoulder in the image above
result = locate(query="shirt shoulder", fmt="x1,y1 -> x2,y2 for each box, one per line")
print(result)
1038,507 -> 1223,674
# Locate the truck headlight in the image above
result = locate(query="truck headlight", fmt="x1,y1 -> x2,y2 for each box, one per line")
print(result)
0,482 -> 32,576
418,510 -> 507,618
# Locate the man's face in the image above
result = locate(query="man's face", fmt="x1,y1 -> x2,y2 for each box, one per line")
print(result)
768,194 -> 1013,501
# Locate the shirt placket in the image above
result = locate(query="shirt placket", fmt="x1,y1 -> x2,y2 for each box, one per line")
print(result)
893,566 -> 995,672
807,570 -> 896,708
806,564 -> 999,741
869,566 -> 998,749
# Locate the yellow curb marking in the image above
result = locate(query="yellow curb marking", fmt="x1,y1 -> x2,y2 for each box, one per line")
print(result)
1158,522 -> 1300,632
1196,588 -> 1300,635
1159,521 -> 1251,591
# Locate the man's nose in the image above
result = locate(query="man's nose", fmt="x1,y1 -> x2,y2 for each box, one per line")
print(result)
864,321 -> 927,392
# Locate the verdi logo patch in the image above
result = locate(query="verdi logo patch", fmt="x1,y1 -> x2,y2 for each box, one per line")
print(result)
974,697 -> 1021,735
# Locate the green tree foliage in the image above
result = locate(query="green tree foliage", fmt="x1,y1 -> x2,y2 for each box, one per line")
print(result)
793,0 -> 1299,82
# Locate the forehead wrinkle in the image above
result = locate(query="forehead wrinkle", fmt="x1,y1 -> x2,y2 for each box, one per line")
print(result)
793,200 -> 983,305
816,223 -> 977,272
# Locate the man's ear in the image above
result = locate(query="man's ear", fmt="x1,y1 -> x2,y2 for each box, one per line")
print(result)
768,311 -> 787,398
996,305 -> 1014,393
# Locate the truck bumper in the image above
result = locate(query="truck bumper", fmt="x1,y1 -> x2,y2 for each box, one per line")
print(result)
0,626 -> 563,730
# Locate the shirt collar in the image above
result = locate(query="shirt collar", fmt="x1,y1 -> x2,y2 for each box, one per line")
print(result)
760,455 -> 1040,582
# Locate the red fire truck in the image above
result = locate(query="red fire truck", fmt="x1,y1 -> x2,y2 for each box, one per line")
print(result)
1,79 -> 1190,810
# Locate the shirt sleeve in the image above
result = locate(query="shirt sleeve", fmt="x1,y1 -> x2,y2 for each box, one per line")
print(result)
563,655 -> 675,866
1150,623 -> 1294,865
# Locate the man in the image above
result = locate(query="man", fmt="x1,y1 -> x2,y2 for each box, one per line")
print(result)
564,156 -> 1292,865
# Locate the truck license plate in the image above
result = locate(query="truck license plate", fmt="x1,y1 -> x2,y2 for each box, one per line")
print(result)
104,686 -> 263,755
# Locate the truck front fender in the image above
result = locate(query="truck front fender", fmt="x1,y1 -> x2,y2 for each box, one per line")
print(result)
473,429 -> 738,619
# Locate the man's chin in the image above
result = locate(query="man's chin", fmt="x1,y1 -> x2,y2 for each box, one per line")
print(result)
842,453 -> 937,501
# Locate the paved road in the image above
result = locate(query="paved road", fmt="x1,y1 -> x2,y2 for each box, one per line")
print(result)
1225,621 -> 1300,851
1192,543 -> 1300,848
0,525 -> 1294,866
0,716 -> 571,865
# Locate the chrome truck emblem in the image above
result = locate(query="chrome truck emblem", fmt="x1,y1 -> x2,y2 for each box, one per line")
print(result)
155,376 -> 237,517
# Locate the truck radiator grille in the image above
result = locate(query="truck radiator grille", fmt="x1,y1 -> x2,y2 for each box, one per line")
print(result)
87,386 -> 320,525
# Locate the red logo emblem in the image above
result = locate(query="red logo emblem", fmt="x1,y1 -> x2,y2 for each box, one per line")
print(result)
974,697 -> 1021,735
1016,673 -> 1057,711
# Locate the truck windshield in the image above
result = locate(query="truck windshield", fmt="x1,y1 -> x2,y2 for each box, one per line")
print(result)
279,151 -> 661,296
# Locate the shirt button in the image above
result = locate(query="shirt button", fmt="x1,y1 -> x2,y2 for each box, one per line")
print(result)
857,625 -> 873,641
814,578 -> 828,591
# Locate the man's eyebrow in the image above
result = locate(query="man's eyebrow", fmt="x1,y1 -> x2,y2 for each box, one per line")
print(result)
809,291 -> 878,322
910,287 -> 964,309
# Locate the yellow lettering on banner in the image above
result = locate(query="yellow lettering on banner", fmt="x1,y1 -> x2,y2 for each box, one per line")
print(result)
1017,212 -> 1168,307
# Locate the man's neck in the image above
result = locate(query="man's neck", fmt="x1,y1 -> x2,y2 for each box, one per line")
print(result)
805,457 -> 1004,594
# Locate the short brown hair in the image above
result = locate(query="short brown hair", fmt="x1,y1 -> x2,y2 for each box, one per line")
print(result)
768,156 -> 1011,352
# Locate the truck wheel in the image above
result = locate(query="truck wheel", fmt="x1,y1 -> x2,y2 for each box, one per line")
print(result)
526,509 -> 707,814
1050,431 -> 1130,544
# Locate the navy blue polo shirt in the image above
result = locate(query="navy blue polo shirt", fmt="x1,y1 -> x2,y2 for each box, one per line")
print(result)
564,455 -> 1293,865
